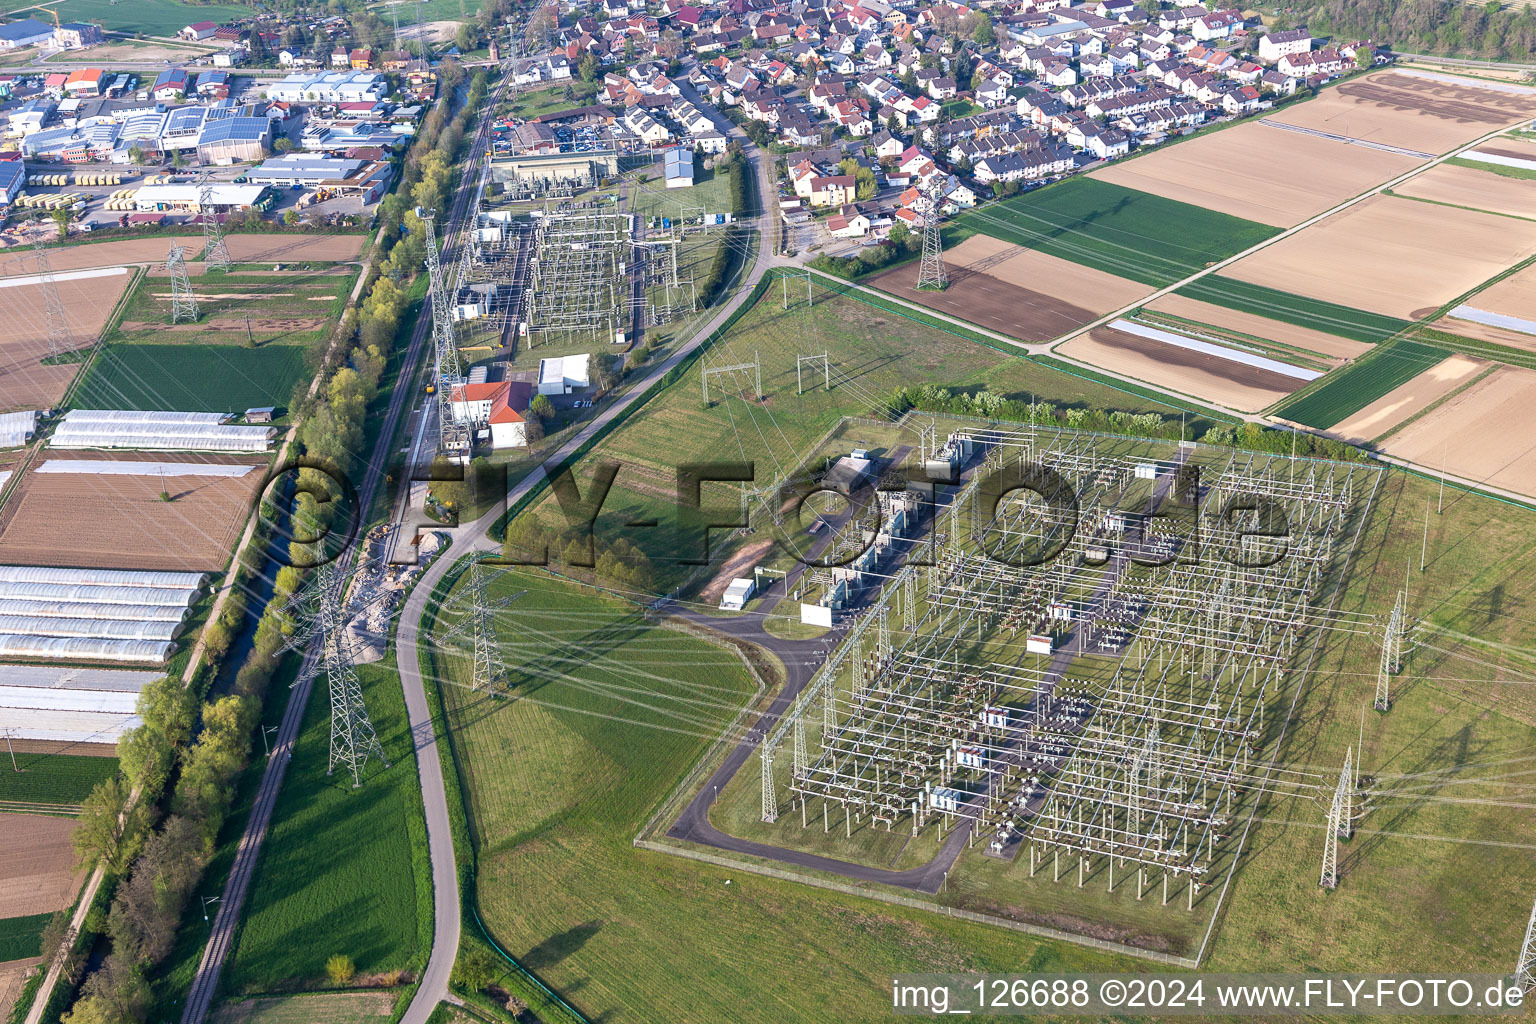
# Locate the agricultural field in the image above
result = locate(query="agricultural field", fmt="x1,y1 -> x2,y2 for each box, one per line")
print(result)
870,234 -> 1152,342
0,268 -> 132,411
0,453 -> 266,573
1177,276 -> 1415,345
1222,194 -> 1536,320
430,569 -> 1143,1024
1436,258 -> 1536,354
210,992 -> 396,1024
1378,365 -> 1536,497
1391,161 -> 1536,220
0,751 -> 120,806
1091,120 -> 1423,228
0,912 -> 49,964
49,0 -> 252,36
1327,354 -> 1489,443
0,237 -> 200,275
1265,71 -> 1536,153
72,343 -> 313,413
0,959 -> 36,1023
1142,293 -> 1372,363
1057,324 -> 1302,413
112,268 -> 352,348
950,177 -> 1280,287
222,659 -> 430,995
218,235 -> 367,264
0,813 -> 81,920
1277,340 -> 1449,428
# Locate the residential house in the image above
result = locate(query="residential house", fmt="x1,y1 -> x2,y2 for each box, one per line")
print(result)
1258,28 -> 1311,63
806,173 -> 856,206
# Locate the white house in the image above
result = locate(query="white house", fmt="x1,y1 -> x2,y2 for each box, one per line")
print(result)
1258,28 -> 1312,63
450,380 -> 531,449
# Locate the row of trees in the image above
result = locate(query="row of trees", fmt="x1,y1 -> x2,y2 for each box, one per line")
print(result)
1304,0 -> 1536,62
502,517 -> 658,593
887,383 -> 1368,461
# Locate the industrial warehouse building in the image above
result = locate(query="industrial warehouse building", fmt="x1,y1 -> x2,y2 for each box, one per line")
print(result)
51,410 -> 276,452
129,182 -> 271,214
0,18 -> 53,49
195,115 -> 274,163
537,354 -> 592,396
247,153 -> 396,203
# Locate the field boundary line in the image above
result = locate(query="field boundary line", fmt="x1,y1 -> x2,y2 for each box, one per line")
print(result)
635,837 -> 1199,968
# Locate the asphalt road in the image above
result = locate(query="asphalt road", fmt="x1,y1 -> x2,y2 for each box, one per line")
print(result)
393,108 -> 782,1024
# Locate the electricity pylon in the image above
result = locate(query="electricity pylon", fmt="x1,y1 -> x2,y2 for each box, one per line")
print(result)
1516,896 -> 1536,995
167,245 -> 198,323
915,180 -> 947,291
199,173 -> 231,272
1375,590 -> 1406,711
1320,748 -> 1351,888
281,559 -> 396,787
423,213 -> 468,458
434,563 -> 524,696
30,235 -> 70,358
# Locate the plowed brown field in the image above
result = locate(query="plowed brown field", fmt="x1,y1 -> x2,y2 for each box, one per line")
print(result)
1092,121 -> 1421,227
0,452 -> 266,572
870,236 -> 1151,342
0,812 -> 78,919
1057,325 -> 1297,413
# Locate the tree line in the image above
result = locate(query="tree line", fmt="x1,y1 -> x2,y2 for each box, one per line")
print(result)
1303,0 -> 1536,62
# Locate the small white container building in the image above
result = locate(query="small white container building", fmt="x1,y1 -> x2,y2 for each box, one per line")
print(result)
719,577 -> 755,610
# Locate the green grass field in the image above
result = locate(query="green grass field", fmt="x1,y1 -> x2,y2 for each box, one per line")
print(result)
110,271 -> 353,349
1177,276 -> 1417,345
0,752 -> 120,806
1202,469 -> 1536,973
952,178 -> 1280,287
50,0 -> 253,36
222,659 -> 430,994
72,343 -> 314,414
431,570 -> 1142,1024
0,912 -> 50,963
1277,340 -> 1449,429
1447,156 -> 1536,182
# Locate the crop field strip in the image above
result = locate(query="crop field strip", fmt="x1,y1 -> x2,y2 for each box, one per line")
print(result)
70,343 -> 314,414
1176,277 -> 1416,345
0,752 -> 120,806
950,178 -> 1281,288
1276,339 -> 1450,428
0,912 -> 50,963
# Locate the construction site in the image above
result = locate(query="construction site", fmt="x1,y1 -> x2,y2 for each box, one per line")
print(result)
677,421 -> 1386,949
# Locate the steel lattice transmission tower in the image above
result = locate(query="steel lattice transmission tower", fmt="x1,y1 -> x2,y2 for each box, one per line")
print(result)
30,236 -> 70,358
1374,590 -> 1407,711
423,213 -> 468,458
166,245 -> 198,323
281,558 -> 395,787
1320,748 -> 1352,889
915,181 -> 947,291
436,563 -> 524,696
199,174 -> 232,272
1516,896 -> 1536,995
317,562 -> 388,786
